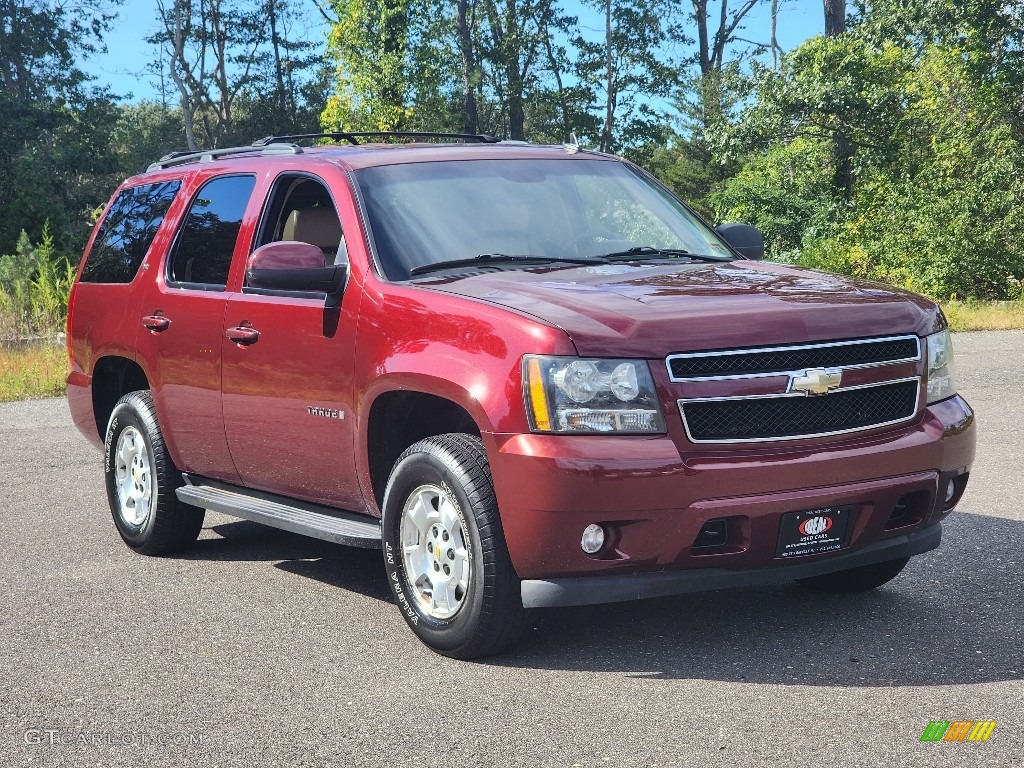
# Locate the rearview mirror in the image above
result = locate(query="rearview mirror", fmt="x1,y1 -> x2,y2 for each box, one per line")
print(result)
245,241 -> 347,294
715,223 -> 765,261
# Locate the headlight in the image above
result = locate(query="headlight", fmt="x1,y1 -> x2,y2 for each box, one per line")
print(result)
925,329 -> 957,404
524,355 -> 666,433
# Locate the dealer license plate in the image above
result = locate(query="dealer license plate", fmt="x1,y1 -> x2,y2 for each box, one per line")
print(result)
775,505 -> 854,559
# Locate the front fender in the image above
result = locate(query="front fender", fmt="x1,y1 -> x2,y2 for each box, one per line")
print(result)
352,279 -> 575,512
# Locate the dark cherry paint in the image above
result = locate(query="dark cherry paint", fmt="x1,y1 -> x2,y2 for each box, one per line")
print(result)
247,240 -> 325,270
67,143 -> 976,583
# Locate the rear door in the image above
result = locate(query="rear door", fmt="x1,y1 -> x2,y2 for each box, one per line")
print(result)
221,171 -> 363,509
135,173 -> 258,481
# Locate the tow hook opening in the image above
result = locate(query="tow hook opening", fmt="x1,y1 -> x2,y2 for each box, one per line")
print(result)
691,516 -> 747,556
885,491 -> 930,530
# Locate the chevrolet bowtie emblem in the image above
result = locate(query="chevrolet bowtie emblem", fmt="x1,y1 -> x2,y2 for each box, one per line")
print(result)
789,367 -> 843,396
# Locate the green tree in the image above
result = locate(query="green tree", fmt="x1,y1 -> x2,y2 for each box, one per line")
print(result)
711,3 -> 1024,299
573,0 -> 683,152
0,0 -> 122,256
321,0 -> 459,132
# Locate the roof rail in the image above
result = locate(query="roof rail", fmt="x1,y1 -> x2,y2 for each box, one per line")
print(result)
147,142 -> 302,172
252,131 -> 501,146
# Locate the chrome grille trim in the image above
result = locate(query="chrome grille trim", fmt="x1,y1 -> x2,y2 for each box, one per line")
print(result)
666,335 -> 921,382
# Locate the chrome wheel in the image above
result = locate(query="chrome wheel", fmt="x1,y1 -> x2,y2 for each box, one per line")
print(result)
113,426 -> 154,529
400,484 -> 471,620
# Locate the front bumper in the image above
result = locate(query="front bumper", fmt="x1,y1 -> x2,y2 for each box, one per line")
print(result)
521,521 -> 941,608
487,394 -> 975,583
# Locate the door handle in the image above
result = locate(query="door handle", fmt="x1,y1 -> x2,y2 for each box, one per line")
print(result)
142,315 -> 171,332
226,326 -> 260,345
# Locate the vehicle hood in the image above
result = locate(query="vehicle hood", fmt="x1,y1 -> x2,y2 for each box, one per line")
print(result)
420,260 -> 943,357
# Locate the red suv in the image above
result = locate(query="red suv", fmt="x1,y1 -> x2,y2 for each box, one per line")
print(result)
66,132 -> 976,658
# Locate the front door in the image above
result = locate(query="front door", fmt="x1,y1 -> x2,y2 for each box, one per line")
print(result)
221,173 -> 362,509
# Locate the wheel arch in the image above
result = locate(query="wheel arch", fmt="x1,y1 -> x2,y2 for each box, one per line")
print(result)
91,355 -> 151,443
362,377 -> 488,513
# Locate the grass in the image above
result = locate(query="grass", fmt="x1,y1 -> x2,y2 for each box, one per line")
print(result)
941,300 -> 1024,332
0,343 -> 67,402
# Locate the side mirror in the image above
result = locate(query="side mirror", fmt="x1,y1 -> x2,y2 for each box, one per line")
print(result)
246,241 -> 347,294
715,223 -> 765,261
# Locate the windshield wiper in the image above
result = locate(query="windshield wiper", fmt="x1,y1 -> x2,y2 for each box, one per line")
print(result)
595,246 -> 730,262
409,253 -> 606,277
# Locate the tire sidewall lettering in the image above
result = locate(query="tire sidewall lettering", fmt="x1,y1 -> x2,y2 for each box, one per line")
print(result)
389,567 -> 419,625
382,543 -> 418,624
438,478 -> 473,569
103,415 -> 119,474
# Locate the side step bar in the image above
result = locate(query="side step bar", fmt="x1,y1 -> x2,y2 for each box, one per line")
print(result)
175,474 -> 381,549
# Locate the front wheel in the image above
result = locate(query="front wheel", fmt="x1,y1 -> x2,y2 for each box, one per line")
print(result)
382,434 -> 526,659
796,557 -> 910,592
103,391 -> 204,555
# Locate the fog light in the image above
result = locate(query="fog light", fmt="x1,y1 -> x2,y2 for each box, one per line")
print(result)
581,524 -> 605,554
944,479 -> 956,504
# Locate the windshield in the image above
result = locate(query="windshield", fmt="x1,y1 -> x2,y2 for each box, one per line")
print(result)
355,158 -> 734,280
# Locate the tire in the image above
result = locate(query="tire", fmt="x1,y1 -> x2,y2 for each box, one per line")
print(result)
796,557 -> 910,593
381,433 -> 526,659
103,391 -> 204,555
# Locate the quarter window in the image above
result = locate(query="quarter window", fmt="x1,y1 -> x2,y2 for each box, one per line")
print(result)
168,175 -> 256,287
80,180 -> 181,283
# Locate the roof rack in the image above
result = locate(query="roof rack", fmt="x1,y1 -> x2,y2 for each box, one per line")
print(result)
147,142 -> 302,172
252,131 -> 501,146
147,130 -> 501,172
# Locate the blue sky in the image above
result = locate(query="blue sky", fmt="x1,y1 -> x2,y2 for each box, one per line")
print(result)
84,0 -> 825,103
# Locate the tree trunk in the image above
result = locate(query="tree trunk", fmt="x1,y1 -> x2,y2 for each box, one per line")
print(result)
507,65 -> 525,140
693,0 -> 710,76
824,0 -> 851,193
691,0 -> 760,129
505,0 -> 526,141
824,0 -> 846,36
213,1 -> 232,145
600,0 -> 614,152
771,0 -> 782,69
456,0 -> 479,134
268,0 -> 288,124
541,25 -> 570,143
164,0 -> 197,150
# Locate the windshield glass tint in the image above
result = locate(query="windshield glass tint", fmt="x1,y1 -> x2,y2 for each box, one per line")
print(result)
355,158 -> 733,279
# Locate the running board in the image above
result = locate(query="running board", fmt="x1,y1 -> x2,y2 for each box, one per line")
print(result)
176,474 -> 381,549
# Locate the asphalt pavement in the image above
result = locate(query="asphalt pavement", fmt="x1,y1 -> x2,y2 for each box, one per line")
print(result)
1,330 -> 1022,767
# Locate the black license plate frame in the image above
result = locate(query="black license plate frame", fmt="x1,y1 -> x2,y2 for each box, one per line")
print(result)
776,505 -> 854,559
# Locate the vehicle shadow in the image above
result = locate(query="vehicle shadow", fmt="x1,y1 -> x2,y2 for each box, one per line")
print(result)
181,518 -> 393,603
177,509 -> 1022,688
495,508 -> 1023,687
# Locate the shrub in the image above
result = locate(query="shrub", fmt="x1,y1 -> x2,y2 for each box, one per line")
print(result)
0,226 -> 76,340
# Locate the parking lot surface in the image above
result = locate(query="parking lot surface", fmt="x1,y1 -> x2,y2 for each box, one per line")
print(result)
1,330 -> 1021,767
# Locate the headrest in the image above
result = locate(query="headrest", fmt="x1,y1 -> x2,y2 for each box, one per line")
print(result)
283,207 -> 342,249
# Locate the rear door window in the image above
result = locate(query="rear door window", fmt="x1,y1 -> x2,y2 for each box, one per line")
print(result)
80,180 -> 181,283
167,175 -> 256,287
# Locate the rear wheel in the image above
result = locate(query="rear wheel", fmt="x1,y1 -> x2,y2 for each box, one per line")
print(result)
382,433 -> 526,659
103,391 -> 204,555
796,557 -> 910,592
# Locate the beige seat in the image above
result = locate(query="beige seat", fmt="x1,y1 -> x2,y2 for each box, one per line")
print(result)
282,207 -> 343,263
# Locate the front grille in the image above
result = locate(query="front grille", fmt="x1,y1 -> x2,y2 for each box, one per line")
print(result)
668,336 -> 920,380
680,379 -> 919,443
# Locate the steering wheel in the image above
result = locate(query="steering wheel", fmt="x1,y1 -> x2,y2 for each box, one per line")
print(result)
565,229 -> 621,255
